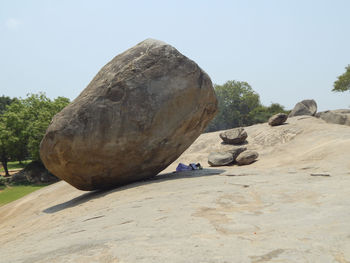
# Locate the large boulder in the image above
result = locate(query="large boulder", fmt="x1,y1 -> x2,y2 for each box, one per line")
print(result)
289,99 -> 317,117
219,127 -> 247,145
316,109 -> 350,126
40,39 -> 218,191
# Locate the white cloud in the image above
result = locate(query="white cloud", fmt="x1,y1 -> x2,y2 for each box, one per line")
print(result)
5,18 -> 21,30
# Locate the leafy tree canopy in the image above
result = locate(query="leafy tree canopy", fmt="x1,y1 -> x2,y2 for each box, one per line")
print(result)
206,80 -> 288,132
333,65 -> 350,92
0,93 -> 70,175
0,95 -> 17,115
23,94 -> 70,160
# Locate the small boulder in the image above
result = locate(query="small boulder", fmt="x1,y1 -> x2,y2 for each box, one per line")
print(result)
208,152 -> 234,166
236,150 -> 259,165
227,147 -> 247,161
268,113 -> 288,126
289,99 -> 317,117
220,127 -> 247,145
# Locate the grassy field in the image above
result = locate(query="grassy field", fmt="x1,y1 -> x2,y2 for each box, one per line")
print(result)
0,160 -> 32,172
0,185 -> 47,207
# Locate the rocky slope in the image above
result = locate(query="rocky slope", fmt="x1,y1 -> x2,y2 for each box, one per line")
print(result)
1,116 -> 350,263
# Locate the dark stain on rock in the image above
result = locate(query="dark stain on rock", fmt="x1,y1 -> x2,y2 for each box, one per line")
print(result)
250,249 -> 285,263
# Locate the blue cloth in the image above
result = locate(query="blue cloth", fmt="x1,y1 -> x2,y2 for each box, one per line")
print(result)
176,163 -> 193,172
176,163 -> 202,172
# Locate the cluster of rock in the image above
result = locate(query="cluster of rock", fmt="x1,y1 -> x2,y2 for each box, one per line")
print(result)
208,127 -> 259,167
208,109 -> 292,167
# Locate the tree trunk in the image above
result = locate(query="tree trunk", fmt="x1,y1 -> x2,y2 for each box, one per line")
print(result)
1,157 -> 9,177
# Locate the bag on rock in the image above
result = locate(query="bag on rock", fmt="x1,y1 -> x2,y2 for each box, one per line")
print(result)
176,163 -> 202,172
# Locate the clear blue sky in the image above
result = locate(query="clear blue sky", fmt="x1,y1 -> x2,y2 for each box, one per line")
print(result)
1,0 -> 350,111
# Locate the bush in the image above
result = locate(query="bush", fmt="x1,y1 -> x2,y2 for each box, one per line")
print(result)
0,176 -> 9,187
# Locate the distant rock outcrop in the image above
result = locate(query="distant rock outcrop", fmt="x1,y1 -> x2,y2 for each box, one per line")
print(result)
289,99 -> 317,117
219,127 -> 247,144
268,113 -> 288,126
316,109 -> 350,126
40,39 -> 218,191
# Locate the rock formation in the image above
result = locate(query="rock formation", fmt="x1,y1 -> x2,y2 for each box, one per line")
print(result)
268,113 -> 288,126
208,146 -> 247,167
316,109 -> 350,126
289,99 -> 317,117
40,39 -> 218,190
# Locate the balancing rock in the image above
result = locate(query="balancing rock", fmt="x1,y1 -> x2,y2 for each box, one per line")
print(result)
40,39 -> 218,190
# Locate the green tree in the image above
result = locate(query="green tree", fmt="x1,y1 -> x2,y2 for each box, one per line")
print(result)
248,103 -> 288,125
0,121 -> 17,176
333,65 -> 350,92
0,96 -> 16,115
206,81 -> 261,132
23,94 -> 70,161
206,81 -> 289,132
1,100 -> 28,163
0,93 -> 70,175
0,96 -> 22,176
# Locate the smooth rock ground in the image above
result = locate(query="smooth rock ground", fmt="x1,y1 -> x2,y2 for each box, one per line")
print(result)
2,116 -> 350,262
40,39 -> 217,191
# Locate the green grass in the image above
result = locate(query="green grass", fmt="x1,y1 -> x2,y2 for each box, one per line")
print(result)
0,160 -> 32,172
0,185 -> 46,207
